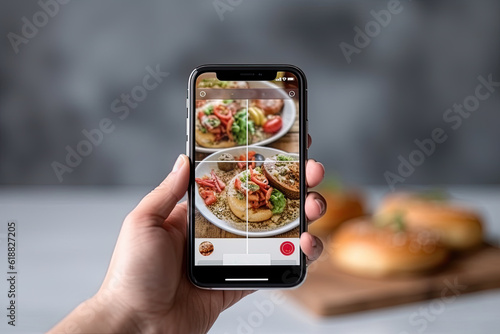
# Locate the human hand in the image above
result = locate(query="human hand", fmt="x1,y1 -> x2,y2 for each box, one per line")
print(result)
49,138 -> 326,334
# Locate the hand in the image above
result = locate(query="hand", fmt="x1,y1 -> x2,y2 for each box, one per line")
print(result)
49,140 -> 326,334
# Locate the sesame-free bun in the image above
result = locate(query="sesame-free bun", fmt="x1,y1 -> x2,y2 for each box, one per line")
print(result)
195,128 -> 235,148
330,218 -> 449,278
309,190 -> 364,236
226,173 -> 273,222
377,193 -> 483,250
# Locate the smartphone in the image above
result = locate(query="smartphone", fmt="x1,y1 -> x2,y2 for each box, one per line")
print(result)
187,65 -> 307,288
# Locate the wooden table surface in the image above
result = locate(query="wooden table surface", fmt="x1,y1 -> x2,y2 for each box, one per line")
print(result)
195,101 -> 300,238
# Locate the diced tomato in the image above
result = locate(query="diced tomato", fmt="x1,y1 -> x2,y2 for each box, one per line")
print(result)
206,193 -> 216,205
235,177 -> 241,190
263,116 -> 282,133
200,189 -> 216,205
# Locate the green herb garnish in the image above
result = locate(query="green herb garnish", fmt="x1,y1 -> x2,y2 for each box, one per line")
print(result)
277,154 -> 294,162
248,183 -> 259,192
270,189 -> 286,214
205,117 -> 220,128
239,171 -> 249,182
204,105 -> 214,115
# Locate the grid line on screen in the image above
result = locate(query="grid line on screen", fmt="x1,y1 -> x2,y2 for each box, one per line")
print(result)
245,99 -> 249,254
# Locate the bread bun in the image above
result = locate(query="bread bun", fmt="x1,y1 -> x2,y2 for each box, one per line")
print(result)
377,193 -> 483,250
226,173 -> 273,222
262,159 -> 300,199
253,99 -> 284,115
330,218 -> 449,278
309,190 -> 364,236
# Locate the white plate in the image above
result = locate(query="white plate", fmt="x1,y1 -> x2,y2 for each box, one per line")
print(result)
195,146 -> 300,237
195,81 -> 296,153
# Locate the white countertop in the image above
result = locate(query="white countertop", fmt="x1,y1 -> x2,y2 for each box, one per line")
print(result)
0,186 -> 499,334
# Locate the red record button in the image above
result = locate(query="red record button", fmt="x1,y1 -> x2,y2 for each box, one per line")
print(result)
280,241 -> 295,256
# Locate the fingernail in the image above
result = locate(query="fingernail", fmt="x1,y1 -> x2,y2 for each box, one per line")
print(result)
311,235 -> 317,248
315,199 -> 325,215
172,155 -> 185,173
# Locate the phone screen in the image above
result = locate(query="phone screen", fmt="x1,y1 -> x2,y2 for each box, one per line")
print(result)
192,70 -> 303,270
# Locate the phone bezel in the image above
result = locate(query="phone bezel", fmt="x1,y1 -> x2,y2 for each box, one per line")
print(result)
187,64 -> 308,289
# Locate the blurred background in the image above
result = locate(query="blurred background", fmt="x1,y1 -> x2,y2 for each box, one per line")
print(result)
1,1 -> 500,333
1,0 -> 500,187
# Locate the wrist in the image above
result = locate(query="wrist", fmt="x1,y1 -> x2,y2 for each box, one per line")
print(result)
87,292 -> 142,333
49,293 -> 141,334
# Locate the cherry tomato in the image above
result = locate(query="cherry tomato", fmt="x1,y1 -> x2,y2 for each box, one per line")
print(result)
263,116 -> 282,133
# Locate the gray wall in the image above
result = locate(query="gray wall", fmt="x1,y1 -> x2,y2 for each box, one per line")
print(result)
1,0 -> 499,186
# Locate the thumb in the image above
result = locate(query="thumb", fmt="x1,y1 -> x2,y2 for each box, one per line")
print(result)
128,154 -> 190,225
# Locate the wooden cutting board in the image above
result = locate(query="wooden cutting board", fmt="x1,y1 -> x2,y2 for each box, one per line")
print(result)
286,244 -> 500,316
